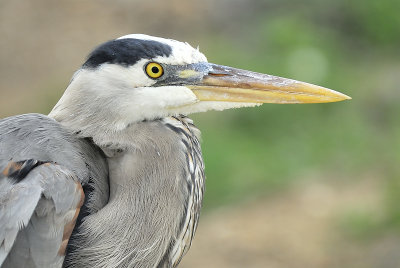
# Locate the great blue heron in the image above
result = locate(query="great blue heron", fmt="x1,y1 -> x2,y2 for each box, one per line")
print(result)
0,34 -> 350,268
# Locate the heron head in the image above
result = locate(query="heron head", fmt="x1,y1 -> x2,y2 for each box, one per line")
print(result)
50,34 -> 350,139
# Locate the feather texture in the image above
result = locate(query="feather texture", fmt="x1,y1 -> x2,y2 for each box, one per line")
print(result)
0,114 -> 108,267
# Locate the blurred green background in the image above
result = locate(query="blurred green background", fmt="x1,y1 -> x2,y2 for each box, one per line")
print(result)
1,0 -> 399,267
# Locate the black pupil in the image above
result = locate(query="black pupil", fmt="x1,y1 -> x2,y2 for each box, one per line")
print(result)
151,66 -> 159,74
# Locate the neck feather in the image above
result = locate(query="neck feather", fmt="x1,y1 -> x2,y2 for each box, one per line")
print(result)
65,118 -> 203,268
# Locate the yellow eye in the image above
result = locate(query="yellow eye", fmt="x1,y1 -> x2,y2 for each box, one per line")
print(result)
145,62 -> 164,79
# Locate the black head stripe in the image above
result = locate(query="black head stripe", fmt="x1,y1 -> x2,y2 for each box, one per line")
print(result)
83,38 -> 173,69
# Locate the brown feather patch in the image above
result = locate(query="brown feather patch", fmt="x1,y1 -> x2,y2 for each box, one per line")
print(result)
58,182 -> 85,256
2,159 -> 50,181
2,161 -> 23,177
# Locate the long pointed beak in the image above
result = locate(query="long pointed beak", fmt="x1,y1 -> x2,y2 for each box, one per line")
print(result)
187,64 -> 351,104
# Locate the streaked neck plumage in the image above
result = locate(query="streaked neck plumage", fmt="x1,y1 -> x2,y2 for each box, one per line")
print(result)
63,116 -> 204,268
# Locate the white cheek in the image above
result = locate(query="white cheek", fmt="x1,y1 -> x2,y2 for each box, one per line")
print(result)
133,86 -> 198,109
126,61 -> 155,87
119,86 -> 198,121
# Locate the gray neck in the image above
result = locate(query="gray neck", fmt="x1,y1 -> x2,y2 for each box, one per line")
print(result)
65,117 -> 203,268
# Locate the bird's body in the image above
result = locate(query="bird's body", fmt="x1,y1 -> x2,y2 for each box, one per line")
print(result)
1,113 -> 203,268
0,34 -> 350,267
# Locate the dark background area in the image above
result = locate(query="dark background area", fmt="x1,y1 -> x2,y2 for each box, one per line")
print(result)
1,0 -> 399,267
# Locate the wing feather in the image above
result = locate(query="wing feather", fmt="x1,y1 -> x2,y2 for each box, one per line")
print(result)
0,114 -> 108,268
0,163 -> 85,268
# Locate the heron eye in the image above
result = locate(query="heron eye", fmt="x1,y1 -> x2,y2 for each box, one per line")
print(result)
145,62 -> 164,79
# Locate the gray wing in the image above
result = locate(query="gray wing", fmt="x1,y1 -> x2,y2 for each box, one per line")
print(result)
0,162 -> 84,267
0,114 -> 109,268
